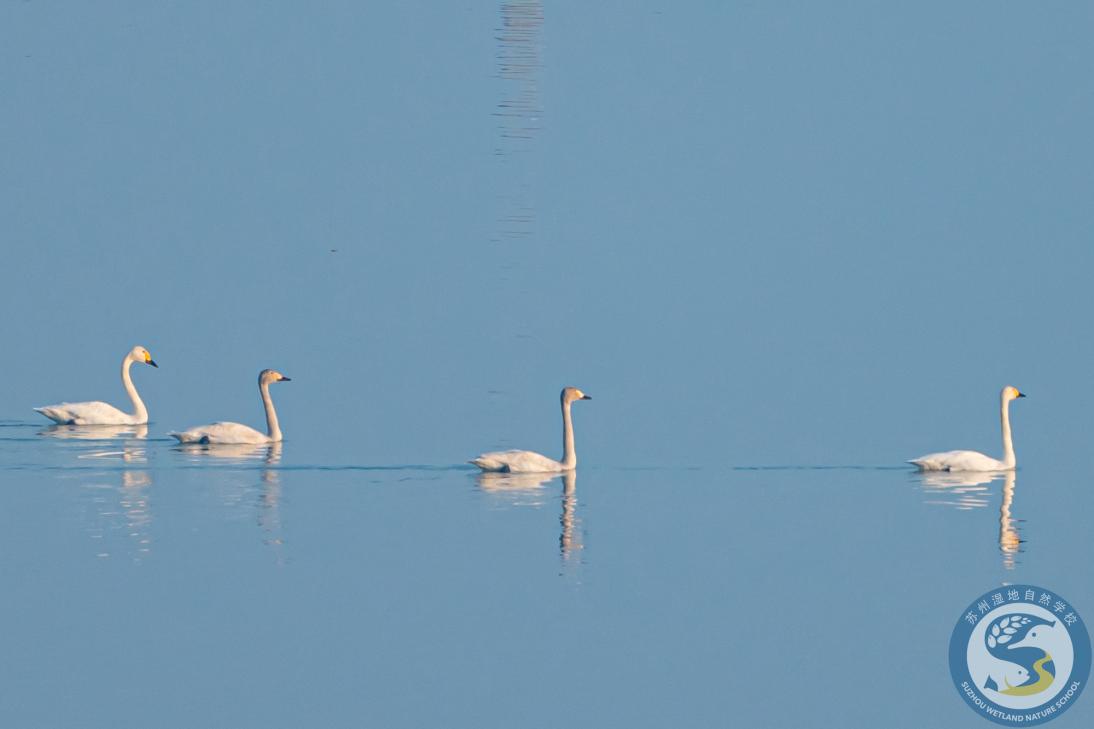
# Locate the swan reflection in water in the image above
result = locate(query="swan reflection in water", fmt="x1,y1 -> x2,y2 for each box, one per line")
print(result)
55,425 -> 154,560
39,422 -> 149,441
118,468 -> 153,559
177,442 -> 285,561
915,470 -> 1023,569
256,444 -> 284,557
998,471 -> 1022,570
176,441 -> 282,462
477,469 -> 557,503
918,469 -> 1001,510
476,469 -> 584,563
557,470 -> 582,562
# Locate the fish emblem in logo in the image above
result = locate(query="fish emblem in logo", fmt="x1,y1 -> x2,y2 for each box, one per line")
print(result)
981,614 -> 1057,697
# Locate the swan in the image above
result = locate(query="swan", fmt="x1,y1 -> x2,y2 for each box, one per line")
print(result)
470,387 -> 591,473
169,369 -> 290,445
909,386 -> 1025,472
34,346 -> 158,425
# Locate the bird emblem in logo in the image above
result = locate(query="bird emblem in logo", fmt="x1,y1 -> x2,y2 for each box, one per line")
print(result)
981,614 -> 1057,697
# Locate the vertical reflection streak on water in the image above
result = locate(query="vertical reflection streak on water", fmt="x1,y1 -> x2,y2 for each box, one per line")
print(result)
495,1 -> 543,155
51,426 -> 155,562
474,469 -> 586,576
915,469 -> 1026,570
257,443 -> 286,566
558,470 -> 584,570
491,0 -> 543,335
177,442 -> 287,564
121,469 -> 153,559
485,1 -> 543,445
998,471 -> 1022,570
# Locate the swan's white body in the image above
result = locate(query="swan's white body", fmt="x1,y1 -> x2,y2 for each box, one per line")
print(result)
909,386 -> 1025,472
170,369 -> 290,445
472,450 -> 570,474
471,387 -> 591,473
34,346 -> 158,425
911,450 -> 1009,472
173,422 -> 272,445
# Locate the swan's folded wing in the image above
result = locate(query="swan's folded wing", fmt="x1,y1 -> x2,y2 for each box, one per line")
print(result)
170,421 -> 268,445
909,450 -> 1004,472
470,449 -> 562,473
34,401 -> 132,425
34,405 -> 73,424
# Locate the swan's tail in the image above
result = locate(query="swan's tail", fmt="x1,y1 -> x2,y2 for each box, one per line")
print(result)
469,457 -> 506,472
34,407 -> 70,424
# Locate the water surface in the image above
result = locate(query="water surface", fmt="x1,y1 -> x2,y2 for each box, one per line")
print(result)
2,422 -> 1090,727
3,1 -> 1094,726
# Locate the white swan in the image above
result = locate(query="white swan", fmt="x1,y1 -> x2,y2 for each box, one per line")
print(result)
169,369 -> 290,445
471,387 -> 591,473
909,386 -> 1025,472
34,346 -> 158,425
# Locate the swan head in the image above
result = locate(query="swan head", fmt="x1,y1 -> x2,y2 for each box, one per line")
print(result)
259,369 -> 291,385
1002,386 -> 1026,402
561,387 -> 591,405
129,346 -> 158,368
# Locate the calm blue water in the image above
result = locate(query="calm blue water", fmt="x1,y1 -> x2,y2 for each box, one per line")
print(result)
1,421 -> 1090,728
3,2 -> 1094,727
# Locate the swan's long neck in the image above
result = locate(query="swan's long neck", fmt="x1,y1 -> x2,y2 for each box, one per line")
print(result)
261,381 -> 282,442
560,399 -> 576,469
1000,395 -> 1016,468
120,356 -> 147,422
